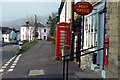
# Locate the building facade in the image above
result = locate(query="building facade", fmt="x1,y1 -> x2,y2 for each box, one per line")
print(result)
20,22 -> 50,41
2,27 -> 18,43
58,0 -> 120,78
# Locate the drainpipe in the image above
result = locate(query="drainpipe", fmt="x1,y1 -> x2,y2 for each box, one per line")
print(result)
70,0 -> 75,61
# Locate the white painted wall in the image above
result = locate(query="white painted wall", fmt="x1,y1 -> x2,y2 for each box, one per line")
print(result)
38,27 -> 50,40
28,26 -> 34,41
60,2 -> 66,22
21,27 -> 27,41
60,0 -> 72,23
21,25 -> 49,41
3,34 -> 9,42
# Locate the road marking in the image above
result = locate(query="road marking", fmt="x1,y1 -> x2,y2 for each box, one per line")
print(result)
28,70 -> 45,76
8,55 -> 16,62
13,61 -> 17,64
7,62 -> 11,64
0,69 -> 4,73
7,54 -> 22,72
2,66 -> 6,69
14,61 -> 18,63
12,64 -> 16,66
4,63 -> 9,66
2,55 -> 16,69
10,66 -> 15,69
8,69 -> 13,72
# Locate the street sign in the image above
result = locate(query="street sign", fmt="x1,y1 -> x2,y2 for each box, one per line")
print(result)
74,2 -> 93,15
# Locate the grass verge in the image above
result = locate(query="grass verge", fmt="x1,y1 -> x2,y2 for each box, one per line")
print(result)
16,40 -> 38,55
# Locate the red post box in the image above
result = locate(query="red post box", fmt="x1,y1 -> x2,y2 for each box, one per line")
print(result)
55,22 -> 70,59
104,38 -> 109,66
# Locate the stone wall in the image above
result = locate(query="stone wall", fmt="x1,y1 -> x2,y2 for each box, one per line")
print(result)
118,1 -> 120,79
105,2 -> 119,78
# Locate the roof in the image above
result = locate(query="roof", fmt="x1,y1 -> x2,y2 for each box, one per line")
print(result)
2,27 -> 19,34
58,0 -> 65,16
21,22 -> 46,27
4,30 -> 12,34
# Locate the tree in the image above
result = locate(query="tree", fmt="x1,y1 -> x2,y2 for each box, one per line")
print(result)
49,16 -> 59,36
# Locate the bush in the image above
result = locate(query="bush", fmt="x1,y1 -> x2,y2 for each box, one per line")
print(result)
16,40 -> 38,55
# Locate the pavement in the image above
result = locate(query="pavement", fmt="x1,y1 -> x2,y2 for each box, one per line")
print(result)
1,40 -> 102,79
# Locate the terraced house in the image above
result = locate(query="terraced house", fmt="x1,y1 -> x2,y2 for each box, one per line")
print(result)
58,0 -> 120,78
20,22 -> 50,41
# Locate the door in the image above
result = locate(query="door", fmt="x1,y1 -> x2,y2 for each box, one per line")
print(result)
97,12 -> 105,70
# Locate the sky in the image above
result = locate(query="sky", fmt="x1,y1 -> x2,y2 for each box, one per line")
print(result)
1,1 -> 60,23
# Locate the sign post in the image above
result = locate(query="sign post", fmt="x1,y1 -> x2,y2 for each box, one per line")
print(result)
74,2 -> 93,66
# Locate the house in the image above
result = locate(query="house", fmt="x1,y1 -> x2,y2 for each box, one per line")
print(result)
20,22 -> 50,41
2,27 -> 18,43
37,24 -> 50,40
0,27 -> 2,43
58,0 -> 120,78
21,22 -> 34,41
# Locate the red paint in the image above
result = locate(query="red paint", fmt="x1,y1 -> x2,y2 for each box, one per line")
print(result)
55,22 -> 70,58
104,38 -> 109,66
74,2 -> 93,15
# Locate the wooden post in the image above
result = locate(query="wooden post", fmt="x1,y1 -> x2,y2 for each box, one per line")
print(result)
34,15 -> 37,40
70,0 -> 75,61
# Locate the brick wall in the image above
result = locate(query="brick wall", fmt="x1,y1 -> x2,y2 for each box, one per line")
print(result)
105,2 -> 119,78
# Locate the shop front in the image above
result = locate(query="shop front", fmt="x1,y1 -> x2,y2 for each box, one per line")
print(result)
82,2 -> 106,71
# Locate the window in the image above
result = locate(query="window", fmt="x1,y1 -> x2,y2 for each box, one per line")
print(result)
84,14 -> 98,48
44,36 -> 46,40
44,29 -> 46,33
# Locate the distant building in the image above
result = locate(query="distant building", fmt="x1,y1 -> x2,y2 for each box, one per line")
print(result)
20,22 -> 50,41
2,27 -> 19,43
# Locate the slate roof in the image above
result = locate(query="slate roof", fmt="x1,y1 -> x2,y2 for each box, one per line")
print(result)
4,30 -> 12,34
21,22 -> 46,27
2,27 -> 19,34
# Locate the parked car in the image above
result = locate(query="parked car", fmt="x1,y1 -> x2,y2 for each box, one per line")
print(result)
10,40 -> 19,44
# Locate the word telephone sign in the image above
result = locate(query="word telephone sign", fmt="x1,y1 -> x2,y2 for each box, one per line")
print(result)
55,22 -> 70,59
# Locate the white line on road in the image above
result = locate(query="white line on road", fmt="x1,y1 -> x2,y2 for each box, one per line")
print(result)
8,69 -> 13,72
2,66 -> 6,69
12,64 -> 16,66
8,54 -> 22,72
4,63 -> 9,66
0,69 -> 4,73
2,55 -> 16,69
7,61 -> 11,64
10,66 -> 15,69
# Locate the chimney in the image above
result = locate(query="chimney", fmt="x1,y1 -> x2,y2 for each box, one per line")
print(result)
26,21 -> 29,25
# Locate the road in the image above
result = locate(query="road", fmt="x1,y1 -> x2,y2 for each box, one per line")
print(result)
1,40 -> 101,79
1,40 -> 82,78
2,44 -> 19,65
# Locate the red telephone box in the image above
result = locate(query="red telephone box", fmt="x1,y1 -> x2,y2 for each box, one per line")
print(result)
104,38 -> 109,66
55,22 -> 70,59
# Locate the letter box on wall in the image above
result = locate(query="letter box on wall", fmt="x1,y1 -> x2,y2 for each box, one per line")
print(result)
55,22 -> 70,59
104,38 -> 109,66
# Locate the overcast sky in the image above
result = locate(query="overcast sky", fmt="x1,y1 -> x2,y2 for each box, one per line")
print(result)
1,1 -> 60,23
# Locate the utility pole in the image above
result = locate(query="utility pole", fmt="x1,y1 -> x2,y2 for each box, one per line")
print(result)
70,0 -> 75,61
34,15 -> 37,40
